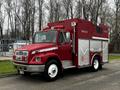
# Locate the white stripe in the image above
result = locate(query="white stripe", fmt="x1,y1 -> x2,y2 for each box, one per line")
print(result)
39,47 -> 58,52
32,47 -> 58,54
92,36 -> 109,41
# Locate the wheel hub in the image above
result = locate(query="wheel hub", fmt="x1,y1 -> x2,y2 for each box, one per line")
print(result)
94,59 -> 99,70
48,64 -> 58,78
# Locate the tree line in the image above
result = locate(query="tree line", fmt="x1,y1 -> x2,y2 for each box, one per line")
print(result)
0,0 -> 120,52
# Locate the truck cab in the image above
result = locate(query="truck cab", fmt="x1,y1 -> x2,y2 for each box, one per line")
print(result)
13,28 -> 74,80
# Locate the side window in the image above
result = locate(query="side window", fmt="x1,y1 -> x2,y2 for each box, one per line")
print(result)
65,32 -> 70,42
58,32 -> 71,43
96,26 -> 102,34
58,32 -> 65,43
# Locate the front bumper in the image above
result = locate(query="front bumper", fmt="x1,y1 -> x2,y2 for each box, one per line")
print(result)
13,63 -> 45,72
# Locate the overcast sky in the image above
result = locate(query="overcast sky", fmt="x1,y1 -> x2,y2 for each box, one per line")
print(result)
108,0 -> 115,8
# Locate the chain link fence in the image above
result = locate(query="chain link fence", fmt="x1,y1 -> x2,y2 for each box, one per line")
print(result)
0,39 -> 15,57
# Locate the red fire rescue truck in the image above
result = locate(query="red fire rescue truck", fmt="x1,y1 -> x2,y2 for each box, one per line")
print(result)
13,18 -> 109,81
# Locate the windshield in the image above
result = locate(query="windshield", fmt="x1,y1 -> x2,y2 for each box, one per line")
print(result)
34,31 -> 57,43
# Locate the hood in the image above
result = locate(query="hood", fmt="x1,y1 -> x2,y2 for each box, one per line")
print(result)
17,43 -> 57,52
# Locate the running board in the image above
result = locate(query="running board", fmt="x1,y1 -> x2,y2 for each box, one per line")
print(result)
64,66 -> 76,69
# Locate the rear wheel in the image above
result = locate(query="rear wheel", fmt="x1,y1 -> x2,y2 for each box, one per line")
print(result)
44,60 -> 61,81
92,58 -> 100,71
99,64 -> 103,70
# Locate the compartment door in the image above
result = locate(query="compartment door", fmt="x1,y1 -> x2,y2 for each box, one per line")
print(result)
78,39 -> 89,66
103,41 -> 108,62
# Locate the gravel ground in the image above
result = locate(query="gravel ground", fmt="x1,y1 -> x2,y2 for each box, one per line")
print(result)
0,57 -> 12,61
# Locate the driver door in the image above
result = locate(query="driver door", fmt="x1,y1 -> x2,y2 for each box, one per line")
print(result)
58,32 -> 72,62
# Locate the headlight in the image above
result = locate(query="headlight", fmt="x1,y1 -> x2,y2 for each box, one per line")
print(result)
15,51 -> 19,55
23,51 -> 28,56
35,57 -> 41,62
15,51 -> 28,56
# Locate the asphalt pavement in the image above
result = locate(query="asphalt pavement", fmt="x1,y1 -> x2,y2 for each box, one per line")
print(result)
0,60 -> 120,90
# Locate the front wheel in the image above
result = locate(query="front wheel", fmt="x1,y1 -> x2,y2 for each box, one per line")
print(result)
44,60 -> 61,81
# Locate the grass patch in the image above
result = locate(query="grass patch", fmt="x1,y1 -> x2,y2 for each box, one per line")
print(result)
0,55 -> 119,76
0,60 -> 16,75
109,55 -> 120,61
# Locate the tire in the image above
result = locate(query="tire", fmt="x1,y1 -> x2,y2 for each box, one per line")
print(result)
23,72 -> 31,76
99,64 -> 103,70
92,57 -> 100,71
44,60 -> 61,81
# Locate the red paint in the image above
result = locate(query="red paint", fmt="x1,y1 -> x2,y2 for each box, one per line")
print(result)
17,43 -> 56,52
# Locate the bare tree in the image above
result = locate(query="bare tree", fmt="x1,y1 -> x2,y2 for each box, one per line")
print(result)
47,0 -> 61,22
14,0 -> 20,39
5,0 -> 15,38
14,0 -> 35,40
54,0 -> 62,21
0,1 -> 5,39
69,0 -> 74,19
75,0 -> 82,18
38,0 -> 44,30
48,0 -> 53,22
30,0 -> 36,36
111,0 -> 120,51
62,0 -> 72,19
48,0 -> 74,20
75,0 -> 106,24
